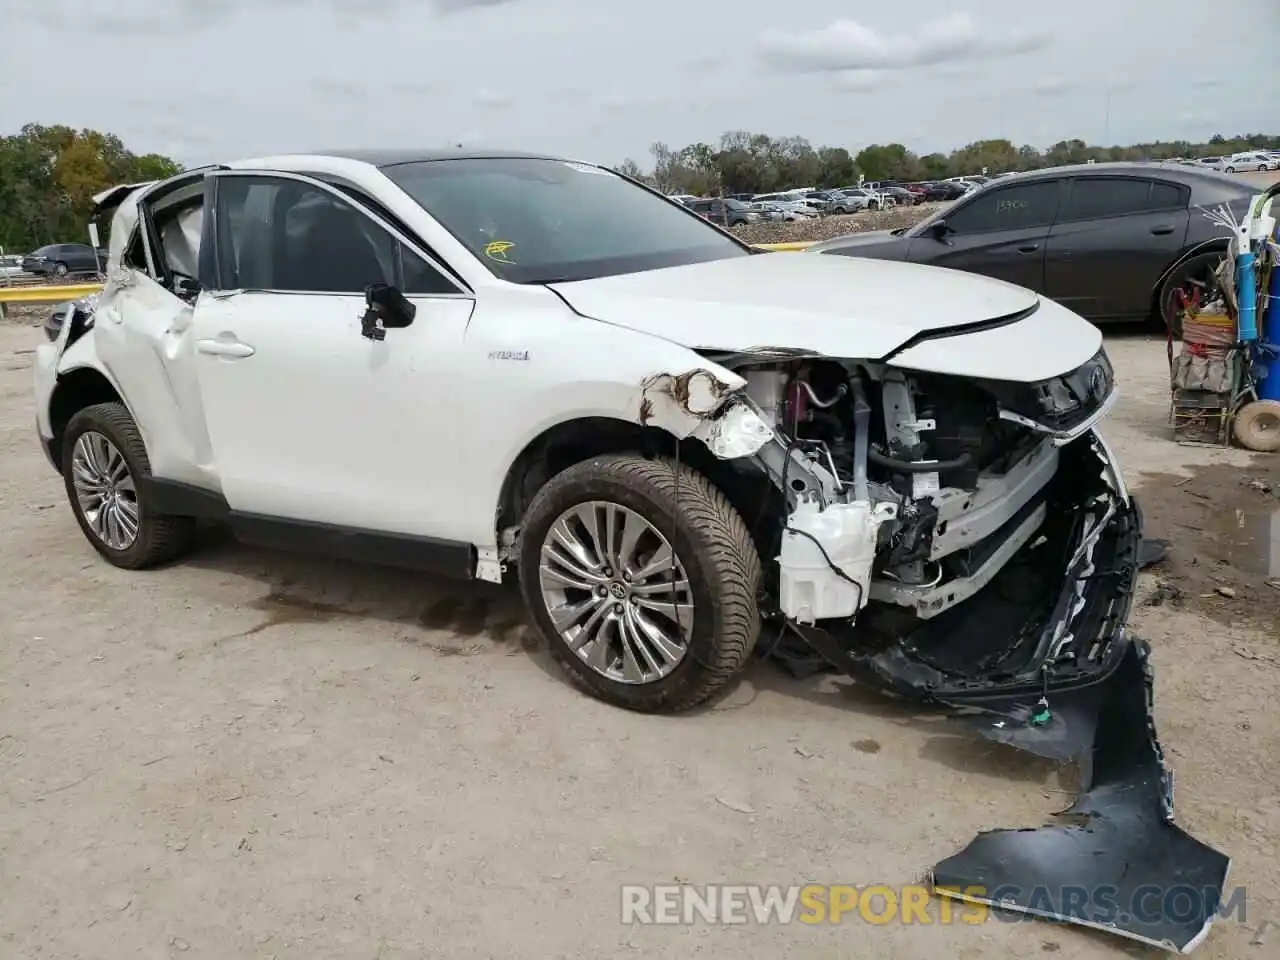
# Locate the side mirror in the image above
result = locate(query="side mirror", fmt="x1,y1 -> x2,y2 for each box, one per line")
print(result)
360,282 -> 416,341
929,219 -> 953,244
173,276 -> 202,301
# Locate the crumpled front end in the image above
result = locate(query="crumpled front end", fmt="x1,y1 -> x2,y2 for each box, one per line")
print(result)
687,344 -> 1131,693
688,347 -> 1230,953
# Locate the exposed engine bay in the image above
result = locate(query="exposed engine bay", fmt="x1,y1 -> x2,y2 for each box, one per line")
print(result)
706,350 -> 1117,632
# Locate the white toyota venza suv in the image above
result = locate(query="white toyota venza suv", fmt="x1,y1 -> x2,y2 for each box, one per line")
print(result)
34,149 -> 1136,715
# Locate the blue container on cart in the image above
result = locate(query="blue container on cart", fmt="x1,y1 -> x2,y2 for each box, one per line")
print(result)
1259,251 -> 1280,402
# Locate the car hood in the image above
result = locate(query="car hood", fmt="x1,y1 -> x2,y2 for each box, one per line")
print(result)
806,229 -> 907,253
547,253 -> 1101,381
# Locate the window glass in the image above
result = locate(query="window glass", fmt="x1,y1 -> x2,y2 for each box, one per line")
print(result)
1148,181 -> 1186,210
1062,178 -> 1153,220
124,229 -> 148,271
384,157 -> 749,284
944,180 -> 1061,233
214,175 -> 454,294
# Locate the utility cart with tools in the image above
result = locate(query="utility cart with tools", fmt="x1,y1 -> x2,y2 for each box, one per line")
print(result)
1168,181 -> 1280,451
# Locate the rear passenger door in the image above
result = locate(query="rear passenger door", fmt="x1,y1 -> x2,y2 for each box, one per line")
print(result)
1044,176 -> 1190,320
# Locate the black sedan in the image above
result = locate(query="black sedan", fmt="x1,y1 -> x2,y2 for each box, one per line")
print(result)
916,180 -> 969,201
21,243 -> 106,278
810,162 -> 1256,334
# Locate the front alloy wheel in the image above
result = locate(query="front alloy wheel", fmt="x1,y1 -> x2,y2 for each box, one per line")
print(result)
519,454 -> 761,713
538,501 -> 694,684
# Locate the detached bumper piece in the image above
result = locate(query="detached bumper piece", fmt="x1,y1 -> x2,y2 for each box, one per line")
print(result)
931,639 -> 1230,954
783,496 -> 1230,952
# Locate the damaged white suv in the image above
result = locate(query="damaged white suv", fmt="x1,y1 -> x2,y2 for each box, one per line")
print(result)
35,149 -> 1134,715
36,154 -> 1238,953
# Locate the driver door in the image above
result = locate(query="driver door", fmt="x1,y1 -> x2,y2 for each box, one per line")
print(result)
188,170 -> 476,543
908,179 -> 1063,292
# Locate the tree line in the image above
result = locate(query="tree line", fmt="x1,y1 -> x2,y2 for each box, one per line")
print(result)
3,122 -> 1277,253
0,124 -> 182,253
617,131 -> 1280,197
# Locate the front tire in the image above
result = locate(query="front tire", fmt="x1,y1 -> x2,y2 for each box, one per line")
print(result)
62,402 -> 196,569
53,262 -> 68,277
518,454 -> 761,713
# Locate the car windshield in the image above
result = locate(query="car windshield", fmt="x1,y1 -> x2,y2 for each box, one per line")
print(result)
383,157 -> 750,284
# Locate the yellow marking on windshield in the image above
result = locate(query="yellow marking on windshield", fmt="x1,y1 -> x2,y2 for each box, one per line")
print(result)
484,240 -> 517,264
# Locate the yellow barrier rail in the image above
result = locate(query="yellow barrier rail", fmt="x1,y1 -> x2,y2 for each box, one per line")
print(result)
0,282 -> 104,306
752,242 -> 816,252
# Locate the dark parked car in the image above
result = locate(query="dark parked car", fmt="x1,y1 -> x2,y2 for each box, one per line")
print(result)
865,182 -> 921,205
685,197 -> 760,227
874,181 -> 927,203
916,180 -> 968,201
21,243 -> 105,278
809,162 -> 1256,334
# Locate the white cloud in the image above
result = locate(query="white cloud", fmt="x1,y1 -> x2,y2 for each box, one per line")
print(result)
1034,76 -> 1077,96
758,13 -> 1049,73
595,93 -> 633,114
835,70 -> 881,92
473,88 -> 513,110
434,0 -> 524,12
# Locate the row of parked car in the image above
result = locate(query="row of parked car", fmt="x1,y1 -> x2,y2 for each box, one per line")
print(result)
670,175 -> 999,226
1176,151 -> 1280,172
0,244 -> 107,282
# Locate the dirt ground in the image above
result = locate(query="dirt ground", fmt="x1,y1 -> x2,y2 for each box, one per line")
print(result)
0,317 -> 1277,959
737,202 -> 946,245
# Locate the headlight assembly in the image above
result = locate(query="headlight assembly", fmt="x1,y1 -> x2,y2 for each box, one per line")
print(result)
980,347 -> 1115,433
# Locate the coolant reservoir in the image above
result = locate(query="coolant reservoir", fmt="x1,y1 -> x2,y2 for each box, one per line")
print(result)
778,498 -> 899,625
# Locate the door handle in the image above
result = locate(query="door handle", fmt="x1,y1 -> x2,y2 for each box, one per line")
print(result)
1017,244 -> 1040,253
1150,224 -> 1176,235
196,337 -> 255,358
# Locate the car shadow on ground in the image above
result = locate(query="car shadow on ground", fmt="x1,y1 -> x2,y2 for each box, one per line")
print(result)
737,657 -> 1064,786
184,523 -> 555,669
183,523 -> 1063,787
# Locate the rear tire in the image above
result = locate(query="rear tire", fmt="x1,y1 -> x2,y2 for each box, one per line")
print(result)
62,402 -> 196,569
518,453 -> 761,714
1158,250 -> 1225,340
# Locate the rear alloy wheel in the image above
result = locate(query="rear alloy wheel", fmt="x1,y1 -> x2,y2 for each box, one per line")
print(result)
62,402 -> 196,569
519,454 -> 761,713
1158,250 -> 1224,340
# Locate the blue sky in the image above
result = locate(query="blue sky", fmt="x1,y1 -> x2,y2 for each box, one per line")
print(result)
3,0 -> 1276,166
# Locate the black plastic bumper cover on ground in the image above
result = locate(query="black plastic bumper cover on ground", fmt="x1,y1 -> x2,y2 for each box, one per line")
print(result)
783,493 -> 1230,952
931,638 -> 1230,953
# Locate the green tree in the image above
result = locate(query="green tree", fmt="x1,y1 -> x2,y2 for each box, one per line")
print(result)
855,143 -> 921,181
0,124 -> 183,252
